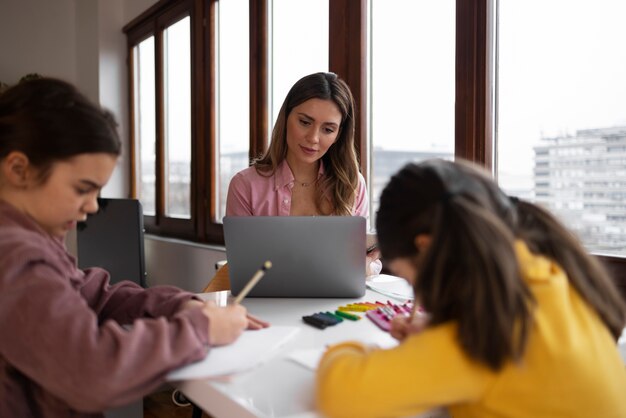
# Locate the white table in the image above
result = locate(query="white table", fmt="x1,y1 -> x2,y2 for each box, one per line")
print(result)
176,288 -> 431,418
177,289 -> 626,418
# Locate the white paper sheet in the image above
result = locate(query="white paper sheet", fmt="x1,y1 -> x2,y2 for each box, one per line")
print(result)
366,274 -> 414,300
167,326 -> 299,381
287,348 -> 325,371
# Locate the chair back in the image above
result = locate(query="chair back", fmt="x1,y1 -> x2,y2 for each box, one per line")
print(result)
77,198 -> 147,288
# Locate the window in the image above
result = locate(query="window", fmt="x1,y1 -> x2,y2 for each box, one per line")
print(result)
126,0 -> 195,239
496,0 -> 626,256
215,0 -> 329,221
216,0 -> 250,222
124,0 -> 494,243
131,36 -> 156,215
124,1 -> 626,297
271,0 -> 329,124
163,16 -> 192,218
368,0 -> 455,226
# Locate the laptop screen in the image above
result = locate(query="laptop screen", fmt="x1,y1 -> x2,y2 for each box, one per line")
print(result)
224,216 -> 366,298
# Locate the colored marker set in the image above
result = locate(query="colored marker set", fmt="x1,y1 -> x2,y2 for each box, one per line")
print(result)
365,301 -> 414,332
302,301 -> 417,331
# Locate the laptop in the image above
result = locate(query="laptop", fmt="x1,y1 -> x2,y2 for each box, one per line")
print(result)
77,198 -> 147,288
223,216 -> 366,298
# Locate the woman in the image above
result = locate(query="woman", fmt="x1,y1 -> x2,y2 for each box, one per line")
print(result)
226,72 -> 380,273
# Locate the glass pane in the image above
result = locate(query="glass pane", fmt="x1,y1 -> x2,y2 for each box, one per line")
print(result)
497,0 -> 626,255
217,0 -> 250,222
133,36 -> 156,215
163,16 -> 192,218
369,0 -> 455,227
271,0 -> 329,125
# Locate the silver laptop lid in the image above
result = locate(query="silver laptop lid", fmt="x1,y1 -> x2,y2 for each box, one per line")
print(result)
224,216 -> 366,298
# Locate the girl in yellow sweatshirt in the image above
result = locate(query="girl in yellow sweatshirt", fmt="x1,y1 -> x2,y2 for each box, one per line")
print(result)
316,159 -> 626,418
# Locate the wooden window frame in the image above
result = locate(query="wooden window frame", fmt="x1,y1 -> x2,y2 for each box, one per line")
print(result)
124,0 -> 625,296
125,0 -> 198,241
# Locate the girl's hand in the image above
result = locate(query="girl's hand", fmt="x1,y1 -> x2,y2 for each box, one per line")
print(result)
246,313 -> 270,330
201,301 -> 249,346
389,312 -> 429,342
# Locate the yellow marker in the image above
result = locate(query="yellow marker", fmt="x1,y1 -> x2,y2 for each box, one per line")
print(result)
347,303 -> 378,311
338,305 -> 369,313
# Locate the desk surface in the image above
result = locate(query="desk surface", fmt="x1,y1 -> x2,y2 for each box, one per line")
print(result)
178,287 -> 626,418
178,288 -> 415,418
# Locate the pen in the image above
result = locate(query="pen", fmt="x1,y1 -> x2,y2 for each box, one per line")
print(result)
233,260 -> 272,304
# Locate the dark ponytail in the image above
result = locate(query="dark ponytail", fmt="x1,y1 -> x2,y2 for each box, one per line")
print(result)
513,199 -> 626,339
418,193 -> 534,370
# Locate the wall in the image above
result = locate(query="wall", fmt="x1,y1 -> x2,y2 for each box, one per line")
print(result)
144,236 -> 226,293
0,0 -> 77,85
0,0 -> 226,292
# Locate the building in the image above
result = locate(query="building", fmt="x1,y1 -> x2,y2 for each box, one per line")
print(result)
534,126 -> 626,254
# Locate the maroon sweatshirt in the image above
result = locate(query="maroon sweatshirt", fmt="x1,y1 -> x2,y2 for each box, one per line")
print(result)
0,200 -> 210,417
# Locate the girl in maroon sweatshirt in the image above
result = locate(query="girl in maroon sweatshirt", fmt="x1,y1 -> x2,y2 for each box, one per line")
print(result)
0,78 -> 267,417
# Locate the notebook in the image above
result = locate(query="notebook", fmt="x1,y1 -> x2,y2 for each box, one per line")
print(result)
223,216 -> 366,298
77,198 -> 147,288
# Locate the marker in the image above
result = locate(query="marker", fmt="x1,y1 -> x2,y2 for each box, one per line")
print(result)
380,305 -> 396,319
335,310 -> 361,321
390,304 -> 403,314
377,307 -> 393,321
338,305 -> 370,312
303,315 -> 327,329
349,303 -> 378,311
233,261 -> 272,304
323,311 -> 344,322
376,308 -> 391,321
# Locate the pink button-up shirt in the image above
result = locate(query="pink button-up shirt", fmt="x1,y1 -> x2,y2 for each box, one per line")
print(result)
226,160 -> 369,217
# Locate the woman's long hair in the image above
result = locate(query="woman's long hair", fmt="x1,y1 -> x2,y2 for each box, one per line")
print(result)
253,72 -> 359,215
376,158 -> 626,370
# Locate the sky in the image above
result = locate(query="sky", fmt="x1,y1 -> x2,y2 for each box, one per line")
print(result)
147,0 -> 626,192
497,0 -> 626,188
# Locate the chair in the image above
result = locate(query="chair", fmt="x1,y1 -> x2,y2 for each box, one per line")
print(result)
77,198 -> 146,288
201,263 -> 230,293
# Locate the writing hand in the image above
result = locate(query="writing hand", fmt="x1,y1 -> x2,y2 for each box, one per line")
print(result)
389,311 -> 429,342
201,301 -> 248,346
246,313 -> 270,330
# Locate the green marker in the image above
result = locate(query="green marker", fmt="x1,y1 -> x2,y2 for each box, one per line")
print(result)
335,310 -> 360,321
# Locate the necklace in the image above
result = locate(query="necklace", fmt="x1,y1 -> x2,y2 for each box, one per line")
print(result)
295,177 -> 317,187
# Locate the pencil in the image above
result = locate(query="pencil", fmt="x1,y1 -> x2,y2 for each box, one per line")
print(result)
233,260 -> 272,304
408,302 -> 417,321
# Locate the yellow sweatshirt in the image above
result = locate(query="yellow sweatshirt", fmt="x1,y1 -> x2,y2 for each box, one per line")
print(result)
316,242 -> 626,418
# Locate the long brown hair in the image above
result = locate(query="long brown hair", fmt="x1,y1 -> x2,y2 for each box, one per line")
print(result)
253,72 -> 359,215
376,158 -> 626,371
